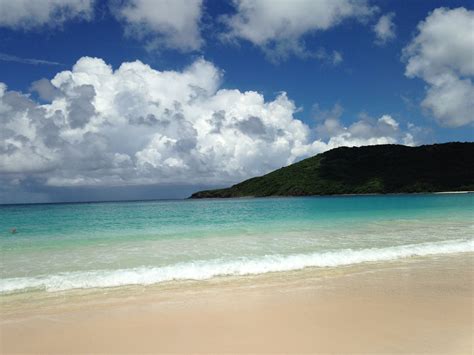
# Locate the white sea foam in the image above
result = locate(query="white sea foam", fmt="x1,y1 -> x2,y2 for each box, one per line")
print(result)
1,239 -> 472,294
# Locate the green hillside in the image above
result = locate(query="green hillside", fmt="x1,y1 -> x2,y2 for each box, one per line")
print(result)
190,142 -> 474,198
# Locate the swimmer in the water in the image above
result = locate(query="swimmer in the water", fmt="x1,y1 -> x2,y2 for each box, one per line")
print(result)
10,227 -> 16,234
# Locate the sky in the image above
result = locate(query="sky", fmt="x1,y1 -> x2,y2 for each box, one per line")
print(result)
0,0 -> 473,203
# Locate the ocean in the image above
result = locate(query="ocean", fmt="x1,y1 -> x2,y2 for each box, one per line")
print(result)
0,193 -> 472,294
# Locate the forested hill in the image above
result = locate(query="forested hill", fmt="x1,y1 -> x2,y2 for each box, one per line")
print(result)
190,142 -> 474,198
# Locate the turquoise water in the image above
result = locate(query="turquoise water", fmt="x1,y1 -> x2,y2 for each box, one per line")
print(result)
0,194 -> 473,293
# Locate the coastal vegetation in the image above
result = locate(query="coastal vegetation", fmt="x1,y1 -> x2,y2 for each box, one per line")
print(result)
191,142 -> 474,198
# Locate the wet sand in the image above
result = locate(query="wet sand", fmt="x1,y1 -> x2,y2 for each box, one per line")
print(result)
1,253 -> 473,353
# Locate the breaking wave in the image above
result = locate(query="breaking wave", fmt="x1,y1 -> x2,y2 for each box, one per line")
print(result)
1,239 -> 472,294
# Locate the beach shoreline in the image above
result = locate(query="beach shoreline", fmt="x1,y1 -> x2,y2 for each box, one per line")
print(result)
2,190 -> 472,206
188,190 -> 474,200
1,252 -> 472,353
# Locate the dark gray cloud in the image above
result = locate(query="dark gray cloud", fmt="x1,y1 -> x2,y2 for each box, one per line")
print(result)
0,175 -> 221,204
208,110 -> 226,133
67,85 -> 96,129
30,78 -> 62,101
129,114 -> 161,126
236,116 -> 266,136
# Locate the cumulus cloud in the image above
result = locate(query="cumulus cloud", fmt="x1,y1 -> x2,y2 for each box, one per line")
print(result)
0,0 -> 94,29
30,79 -> 62,101
1,57 -> 415,193
313,104 -> 417,148
373,12 -> 396,45
403,7 -> 474,127
221,0 -> 376,61
112,0 -> 204,52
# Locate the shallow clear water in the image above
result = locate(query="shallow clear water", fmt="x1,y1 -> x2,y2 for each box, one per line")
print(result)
0,194 -> 472,293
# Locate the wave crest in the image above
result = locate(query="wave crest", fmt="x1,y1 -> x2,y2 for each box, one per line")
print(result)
1,239 -> 472,293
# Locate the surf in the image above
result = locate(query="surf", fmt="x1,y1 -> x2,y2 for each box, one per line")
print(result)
1,238 -> 472,294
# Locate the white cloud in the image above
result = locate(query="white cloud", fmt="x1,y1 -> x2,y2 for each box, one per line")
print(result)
0,0 -> 94,29
221,0 -> 376,61
331,51 -> 343,65
0,57 -> 415,189
373,12 -> 396,45
314,48 -> 344,66
112,0 -> 204,52
403,7 -> 474,127
314,106 -> 416,148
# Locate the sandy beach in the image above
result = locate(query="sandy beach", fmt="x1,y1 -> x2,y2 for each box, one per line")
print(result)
1,252 -> 472,354
1,0 -> 473,352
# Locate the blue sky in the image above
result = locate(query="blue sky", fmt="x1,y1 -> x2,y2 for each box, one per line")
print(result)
0,0 -> 473,203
